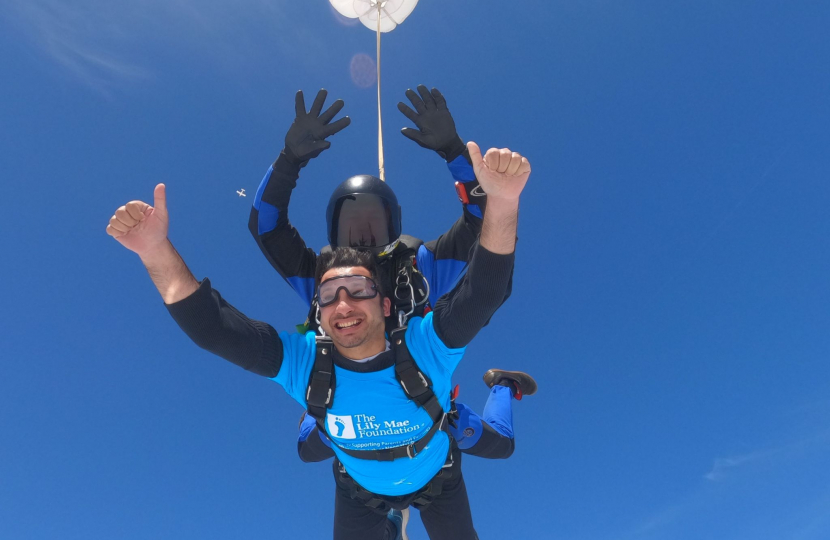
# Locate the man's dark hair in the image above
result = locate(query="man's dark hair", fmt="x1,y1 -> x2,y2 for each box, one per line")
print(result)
315,247 -> 389,298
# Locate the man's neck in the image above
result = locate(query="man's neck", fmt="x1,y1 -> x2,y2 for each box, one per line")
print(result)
337,340 -> 391,364
334,337 -> 389,361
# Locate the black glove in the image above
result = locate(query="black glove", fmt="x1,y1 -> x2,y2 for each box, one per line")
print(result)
398,85 -> 467,162
283,89 -> 351,165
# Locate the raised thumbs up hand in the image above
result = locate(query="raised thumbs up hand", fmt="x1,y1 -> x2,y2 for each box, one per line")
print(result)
466,142 -> 531,204
106,183 -> 170,256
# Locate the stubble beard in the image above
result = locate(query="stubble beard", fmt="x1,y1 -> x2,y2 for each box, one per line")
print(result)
332,315 -> 385,352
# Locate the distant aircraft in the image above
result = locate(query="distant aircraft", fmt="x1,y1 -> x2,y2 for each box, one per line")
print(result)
237,189 -> 246,197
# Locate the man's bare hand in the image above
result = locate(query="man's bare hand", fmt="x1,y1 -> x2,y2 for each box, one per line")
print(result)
106,183 -> 169,257
467,142 -> 531,203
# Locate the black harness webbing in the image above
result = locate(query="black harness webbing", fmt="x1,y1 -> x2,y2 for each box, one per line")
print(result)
305,336 -> 335,422
305,327 -> 447,461
389,327 -> 445,424
334,445 -> 457,513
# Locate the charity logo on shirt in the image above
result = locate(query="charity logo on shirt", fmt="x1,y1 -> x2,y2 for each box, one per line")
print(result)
326,414 -> 357,439
326,412 -> 427,447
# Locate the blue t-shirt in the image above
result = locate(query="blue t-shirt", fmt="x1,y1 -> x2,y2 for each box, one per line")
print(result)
272,311 -> 465,496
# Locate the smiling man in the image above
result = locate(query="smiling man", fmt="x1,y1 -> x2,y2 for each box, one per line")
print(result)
106,141 -> 530,540
319,268 -> 390,352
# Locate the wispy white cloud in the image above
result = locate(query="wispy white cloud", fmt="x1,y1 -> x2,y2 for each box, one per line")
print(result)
632,501 -> 691,535
4,1 -> 150,94
704,426 -> 830,482
2,0 -> 300,95
622,428 -> 830,540
703,447 -> 781,481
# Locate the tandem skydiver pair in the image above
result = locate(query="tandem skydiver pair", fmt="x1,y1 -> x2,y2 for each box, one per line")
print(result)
106,86 -> 534,540
249,86 -> 538,472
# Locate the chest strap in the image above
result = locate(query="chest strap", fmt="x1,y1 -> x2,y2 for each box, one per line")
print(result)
335,411 -> 448,462
305,328 -> 448,461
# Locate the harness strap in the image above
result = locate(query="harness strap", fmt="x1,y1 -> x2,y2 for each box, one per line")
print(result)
334,413 -> 448,462
306,337 -> 335,422
390,327 -> 445,422
305,327 -> 447,462
335,446 -> 456,513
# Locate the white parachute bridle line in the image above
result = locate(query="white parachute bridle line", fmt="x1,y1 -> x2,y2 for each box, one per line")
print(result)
375,1 -> 385,181
331,0 -> 419,182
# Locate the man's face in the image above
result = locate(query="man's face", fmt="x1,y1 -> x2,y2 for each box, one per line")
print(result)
318,266 -> 391,359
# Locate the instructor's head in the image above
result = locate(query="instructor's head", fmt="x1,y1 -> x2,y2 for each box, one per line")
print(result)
326,175 -> 402,258
314,248 -> 392,359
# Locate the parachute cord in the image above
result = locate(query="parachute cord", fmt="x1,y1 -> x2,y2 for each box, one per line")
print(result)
376,4 -> 385,182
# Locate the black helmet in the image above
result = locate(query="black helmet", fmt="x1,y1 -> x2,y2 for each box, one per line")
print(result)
326,175 -> 402,257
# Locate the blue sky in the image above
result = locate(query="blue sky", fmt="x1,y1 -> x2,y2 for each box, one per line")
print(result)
1,1 -> 829,538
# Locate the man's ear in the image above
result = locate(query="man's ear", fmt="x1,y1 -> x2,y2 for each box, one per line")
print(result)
382,297 -> 392,317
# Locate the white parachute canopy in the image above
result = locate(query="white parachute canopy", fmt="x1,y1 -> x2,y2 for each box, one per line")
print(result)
330,0 -> 419,32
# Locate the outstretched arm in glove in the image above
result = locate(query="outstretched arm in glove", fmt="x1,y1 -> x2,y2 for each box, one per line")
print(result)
398,85 -> 492,298
249,89 -> 351,307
